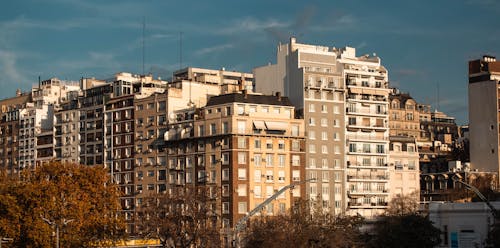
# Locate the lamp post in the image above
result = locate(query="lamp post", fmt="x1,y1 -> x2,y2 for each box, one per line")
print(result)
41,216 -> 74,248
0,237 -> 13,248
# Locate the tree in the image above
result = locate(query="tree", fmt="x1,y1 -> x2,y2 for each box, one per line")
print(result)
366,195 -> 440,248
244,199 -> 365,248
0,161 -> 126,247
386,193 -> 419,216
136,186 -> 221,248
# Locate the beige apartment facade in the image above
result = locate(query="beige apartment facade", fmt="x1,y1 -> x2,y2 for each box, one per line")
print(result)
388,136 -> 420,200
468,55 -> 500,174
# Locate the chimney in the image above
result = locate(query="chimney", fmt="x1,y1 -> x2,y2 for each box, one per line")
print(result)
276,92 -> 281,101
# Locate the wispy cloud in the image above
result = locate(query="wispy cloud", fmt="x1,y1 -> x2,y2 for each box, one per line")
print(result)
194,44 -> 235,56
217,17 -> 289,36
0,50 -> 30,89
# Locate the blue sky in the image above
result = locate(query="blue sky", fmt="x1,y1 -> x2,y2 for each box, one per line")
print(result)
1,0 -> 499,124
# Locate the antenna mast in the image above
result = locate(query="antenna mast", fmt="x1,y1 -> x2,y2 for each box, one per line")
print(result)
142,16 -> 145,75
179,31 -> 183,70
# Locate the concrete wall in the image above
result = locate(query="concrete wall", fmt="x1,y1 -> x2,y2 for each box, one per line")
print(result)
429,201 -> 500,248
469,80 -> 499,173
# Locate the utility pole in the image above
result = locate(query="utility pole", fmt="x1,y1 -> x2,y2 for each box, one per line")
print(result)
232,178 -> 316,247
41,216 -> 74,248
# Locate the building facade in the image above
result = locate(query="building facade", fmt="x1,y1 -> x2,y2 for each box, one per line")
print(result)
388,136 -> 420,200
468,55 -> 500,174
255,37 -> 390,217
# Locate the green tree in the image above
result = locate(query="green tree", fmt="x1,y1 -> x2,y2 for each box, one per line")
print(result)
0,161 -> 126,247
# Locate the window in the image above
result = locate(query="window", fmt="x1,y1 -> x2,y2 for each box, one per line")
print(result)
310,158 -> 316,168
407,145 -> 415,153
147,103 -> 154,109
210,123 -> 216,135
266,154 -> 273,166
238,184 -> 247,196
348,117 -> 356,125
222,202 -> 229,214
238,152 -> 247,164
254,170 -> 261,182
334,105 -> 339,114
254,154 -> 261,166
222,169 -> 230,181
238,137 -> 246,148
266,185 -> 273,197
148,170 -> 154,177
238,202 -> 247,214
278,155 -> 285,167
309,144 -> 316,153
266,140 -> 273,149
254,186 -> 262,198
254,139 -> 261,149
292,155 -> 300,166
147,184 -> 154,190
321,132 -> 328,140
266,170 -> 274,182
349,143 -> 357,153
309,131 -> 316,140
309,103 -> 315,112
237,105 -> 245,115
321,118 -> 328,127
278,171 -> 285,183
322,145 -> 328,154
238,168 -> 247,180
309,118 -> 316,126
222,122 -> 229,134
321,105 -> 327,113
237,121 -> 246,134
292,170 -> 300,181
278,140 -> 285,149
376,144 -> 385,154
273,107 -> 280,114
291,125 -> 299,136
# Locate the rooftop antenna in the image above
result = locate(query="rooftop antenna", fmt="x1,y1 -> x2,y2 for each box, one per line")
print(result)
179,31 -> 183,70
142,16 -> 145,76
436,81 -> 440,111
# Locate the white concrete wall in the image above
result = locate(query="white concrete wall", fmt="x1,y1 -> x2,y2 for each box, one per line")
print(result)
429,202 -> 500,248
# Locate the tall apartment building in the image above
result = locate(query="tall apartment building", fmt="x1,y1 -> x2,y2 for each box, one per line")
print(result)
468,55 -> 500,174
255,37 -> 390,217
54,92 -> 81,164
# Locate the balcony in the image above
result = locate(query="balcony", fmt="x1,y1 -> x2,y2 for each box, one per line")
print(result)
348,190 -> 389,195
347,174 -> 389,181
348,202 -> 388,208
346,134 -> 387,142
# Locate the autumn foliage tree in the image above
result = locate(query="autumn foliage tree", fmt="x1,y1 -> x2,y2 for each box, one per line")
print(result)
244,199 -> 365,248
135,186 -> 221,248
0,161 -> 126,247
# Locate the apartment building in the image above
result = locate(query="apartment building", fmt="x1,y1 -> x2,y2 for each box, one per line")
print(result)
255,37 -> 390,218
54,92 -> 81,164
254,37 -> 346,215
388,136 -> 420,200
18,103 -> 54,170
468,55 -> 500,174
0,90 -> 31,175
160,92 -> 305,238
389,91 -> 421,138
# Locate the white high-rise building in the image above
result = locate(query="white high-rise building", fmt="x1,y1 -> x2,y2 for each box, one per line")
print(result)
255,37 -> 391,217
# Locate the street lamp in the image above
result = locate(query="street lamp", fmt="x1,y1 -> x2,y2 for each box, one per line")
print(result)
40,215 -> 74,248
0,237 -> 13,248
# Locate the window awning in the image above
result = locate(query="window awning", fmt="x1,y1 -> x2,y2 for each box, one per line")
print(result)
265,121 -> 288,130
253,120 -> 266,130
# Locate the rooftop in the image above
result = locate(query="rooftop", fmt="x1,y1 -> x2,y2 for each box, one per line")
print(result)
206,92 -> 293,107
